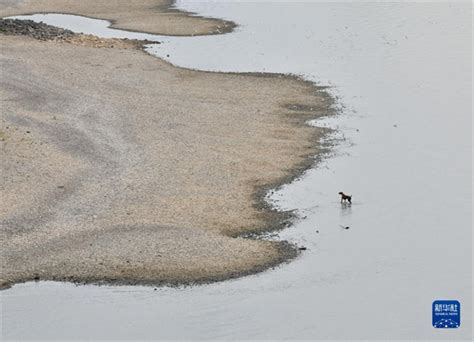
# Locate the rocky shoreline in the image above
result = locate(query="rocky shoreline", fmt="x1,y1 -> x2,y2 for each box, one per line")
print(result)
0,18 -> 156,48
0,18 -> 74,40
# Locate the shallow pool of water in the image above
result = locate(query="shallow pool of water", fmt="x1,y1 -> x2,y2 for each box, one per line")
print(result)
2,2 -> 472,340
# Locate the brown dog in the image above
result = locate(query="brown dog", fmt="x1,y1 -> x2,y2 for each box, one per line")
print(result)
339,192 -> 352,203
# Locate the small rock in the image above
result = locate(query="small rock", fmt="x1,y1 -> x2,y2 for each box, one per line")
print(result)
298,247 -> 307,251
0,280 -> 12,290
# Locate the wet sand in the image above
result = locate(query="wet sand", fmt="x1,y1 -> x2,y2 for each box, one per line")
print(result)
0,2 -> 333,289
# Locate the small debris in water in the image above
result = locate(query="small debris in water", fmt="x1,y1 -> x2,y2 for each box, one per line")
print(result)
339,225 -> 350,230
316,230 -> 319,233
298,246 -> 307,251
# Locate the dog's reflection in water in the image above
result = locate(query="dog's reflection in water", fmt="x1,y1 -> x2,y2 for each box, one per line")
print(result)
340,201 -> 352,217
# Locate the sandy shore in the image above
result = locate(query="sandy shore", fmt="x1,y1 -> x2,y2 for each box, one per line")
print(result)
0,0 -> 236,36
0,2 -> 334,290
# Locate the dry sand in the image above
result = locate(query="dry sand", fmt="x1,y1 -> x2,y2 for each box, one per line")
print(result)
0,2 -> 334,289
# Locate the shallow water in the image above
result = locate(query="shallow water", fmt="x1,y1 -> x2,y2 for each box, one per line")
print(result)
2,2 -> 472,340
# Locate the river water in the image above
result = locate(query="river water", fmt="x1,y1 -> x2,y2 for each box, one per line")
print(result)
2,1 -> 472,340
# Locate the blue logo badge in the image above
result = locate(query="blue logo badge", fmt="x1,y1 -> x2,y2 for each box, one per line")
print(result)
432,300 -> 460,328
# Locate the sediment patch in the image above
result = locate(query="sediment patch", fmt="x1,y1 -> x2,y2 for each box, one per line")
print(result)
0,5 -> 335,290
0,0 -> 237,36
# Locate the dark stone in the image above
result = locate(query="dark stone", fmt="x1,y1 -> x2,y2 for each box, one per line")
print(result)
0,19 -> 75,41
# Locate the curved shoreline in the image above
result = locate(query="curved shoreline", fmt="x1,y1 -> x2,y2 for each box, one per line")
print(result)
0,7 -> 336,290
0,0 -> 237,36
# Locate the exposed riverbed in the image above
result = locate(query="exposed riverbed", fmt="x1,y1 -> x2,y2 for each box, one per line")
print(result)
1,1 -> 472,340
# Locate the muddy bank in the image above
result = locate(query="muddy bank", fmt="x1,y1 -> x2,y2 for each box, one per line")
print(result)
0,0 -> 236,36
0,11 -> 334,290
